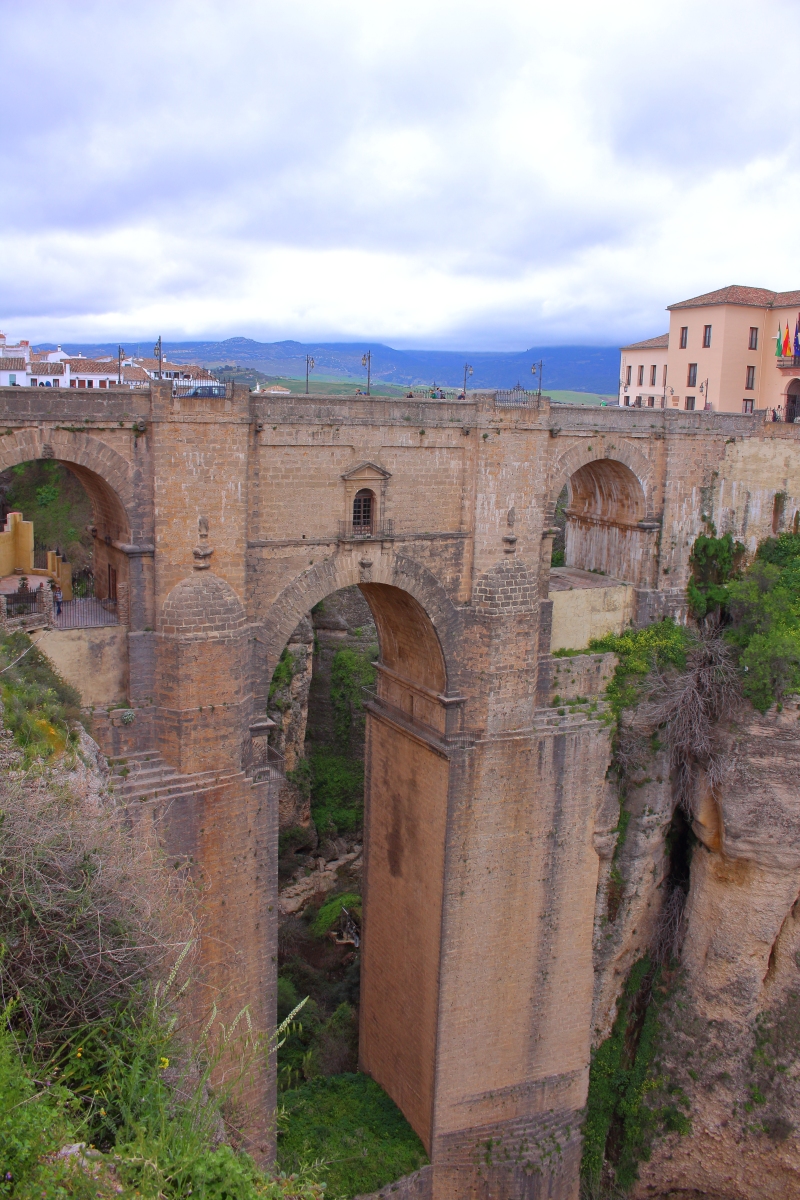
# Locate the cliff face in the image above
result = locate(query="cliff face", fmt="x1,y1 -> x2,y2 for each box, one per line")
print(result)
268,615 -> 314,831
590,695 -> 800,1198
630,703 -> 800,1199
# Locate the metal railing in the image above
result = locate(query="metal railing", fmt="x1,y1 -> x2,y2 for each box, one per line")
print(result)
338,519 -> 395,540
776,356 -> 800,368
33,549 -> 49,569
172,379 -> 230,399
5,589 -> 41,617
55,596 -> 119,629
495,388 -> 541,408
244,741 -> 285,784
362,686 -> 476,748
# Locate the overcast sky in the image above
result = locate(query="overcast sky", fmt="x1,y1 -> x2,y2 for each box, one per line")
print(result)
2,0 -> 800,349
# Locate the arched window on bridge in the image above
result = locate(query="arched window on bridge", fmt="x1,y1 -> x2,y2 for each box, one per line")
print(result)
352,488 -> 375,533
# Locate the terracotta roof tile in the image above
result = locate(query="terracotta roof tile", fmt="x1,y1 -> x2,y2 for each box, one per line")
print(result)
773,290 -> 800,308
65,359 -> 119,374
0,358 -> 26,371
620,333 -> 669,350
30,361 -> 64,375
668,285 -> 778,310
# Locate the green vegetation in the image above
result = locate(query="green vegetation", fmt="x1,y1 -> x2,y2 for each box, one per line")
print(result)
308,750 -> 364,836
0,460 -> 93,568
0,631 -> 84,764
582,960 -> 684,1193
278,1074 -> 428,1198
587,620 -> 691,723
684,529 -> 800,711
312,893 -> 362,938
329,646 -> 376,752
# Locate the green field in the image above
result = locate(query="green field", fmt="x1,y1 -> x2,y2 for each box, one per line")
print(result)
548,390 -> 615,405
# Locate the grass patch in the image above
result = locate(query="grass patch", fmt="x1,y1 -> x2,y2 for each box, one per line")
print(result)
0,631 -> 84,764
278,1074 -> 428,1198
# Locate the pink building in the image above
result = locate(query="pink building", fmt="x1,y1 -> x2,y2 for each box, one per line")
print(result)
619,285 -> 800,419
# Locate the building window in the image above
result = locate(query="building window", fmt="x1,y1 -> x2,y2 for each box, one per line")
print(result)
623,395 -> 630,406
685,396 -> 696,410
8,374 -> 15,385
99,379 -> 107,388
680,326 -> 688,349
52,380 -> 59,387
70,379 -> 76,387
649,364 -> 657,385
625,365 -> 632,385
352,488 -> 374,532
749,327 -> 759,351
742,399 -> 754,413
647,395 -> 655,407
662,364 -> 668,386
87,379 -> 94,388
635,395 -> 642,407
703,324 -> 712,348
637,364 -> 644,386
745,365 -> 755,390
687,363 -> 697,387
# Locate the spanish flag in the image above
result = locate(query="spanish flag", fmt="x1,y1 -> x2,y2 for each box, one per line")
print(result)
783,324 -> 792,357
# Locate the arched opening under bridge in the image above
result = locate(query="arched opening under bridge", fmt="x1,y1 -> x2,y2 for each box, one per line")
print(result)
267,580 -> 452,1155
548,458 -> 654,649
0,454 -> 134,704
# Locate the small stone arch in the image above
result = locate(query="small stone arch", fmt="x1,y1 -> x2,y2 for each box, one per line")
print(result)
784,378 -> 800,423
546,439 -> 655,524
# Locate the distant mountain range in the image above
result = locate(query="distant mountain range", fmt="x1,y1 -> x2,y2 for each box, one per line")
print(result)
35,338 -> 621,394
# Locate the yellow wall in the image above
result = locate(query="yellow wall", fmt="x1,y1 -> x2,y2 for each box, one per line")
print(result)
0,511 -> 33,576
549,581 -> 636,651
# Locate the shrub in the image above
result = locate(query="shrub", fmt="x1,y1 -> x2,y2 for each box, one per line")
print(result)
329,647 -> 376,752
0,776 -> 195,1057
311,892 -> 362,938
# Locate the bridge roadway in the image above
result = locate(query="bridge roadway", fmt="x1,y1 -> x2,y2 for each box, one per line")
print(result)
0,381 -> 797,1198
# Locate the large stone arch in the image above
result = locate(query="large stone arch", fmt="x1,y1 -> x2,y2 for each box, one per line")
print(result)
546,438 -> 656,523
259,551 -> 464,1149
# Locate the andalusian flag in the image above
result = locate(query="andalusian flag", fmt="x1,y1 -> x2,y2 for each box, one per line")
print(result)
783,324 -> 792,357
776,324 -> 783,357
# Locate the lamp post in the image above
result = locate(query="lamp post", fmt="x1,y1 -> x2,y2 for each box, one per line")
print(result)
361,351 -> 372,396
462,363 -> 473,397
305,355 -> 315,395
531,359 -> 543,398
153,336 -> 163,381
700,379 -> 710,410
117,346 -> 125,386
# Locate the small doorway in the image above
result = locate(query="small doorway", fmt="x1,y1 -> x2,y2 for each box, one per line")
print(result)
352,488 -> 375,534
786,380 -> 800,423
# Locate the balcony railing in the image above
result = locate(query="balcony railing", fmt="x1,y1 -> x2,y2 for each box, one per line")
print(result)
244,739 -> 285,784
338,519 -> 394,541
776,356 -> 800,368
55,597 -> 119,630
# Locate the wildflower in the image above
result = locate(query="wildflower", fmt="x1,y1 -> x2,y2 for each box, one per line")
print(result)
100,1109 -> 106,1116
76,1048 -> 83,1058
159,1056 -> 170,1069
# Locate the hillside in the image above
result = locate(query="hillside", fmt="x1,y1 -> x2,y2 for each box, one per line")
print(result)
35,338 -> 622,394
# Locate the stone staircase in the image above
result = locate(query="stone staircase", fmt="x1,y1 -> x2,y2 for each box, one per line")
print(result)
532,702 -> 610,733
108,750 -> 241,803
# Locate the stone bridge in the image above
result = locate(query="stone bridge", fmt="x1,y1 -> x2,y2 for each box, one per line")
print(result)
2,381 -> 799,1199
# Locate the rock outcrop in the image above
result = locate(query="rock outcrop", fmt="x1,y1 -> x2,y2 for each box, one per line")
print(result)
268,615 -> 314,831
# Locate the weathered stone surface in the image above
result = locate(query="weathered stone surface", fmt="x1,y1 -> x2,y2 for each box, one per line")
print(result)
631,703 -> 800,1199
